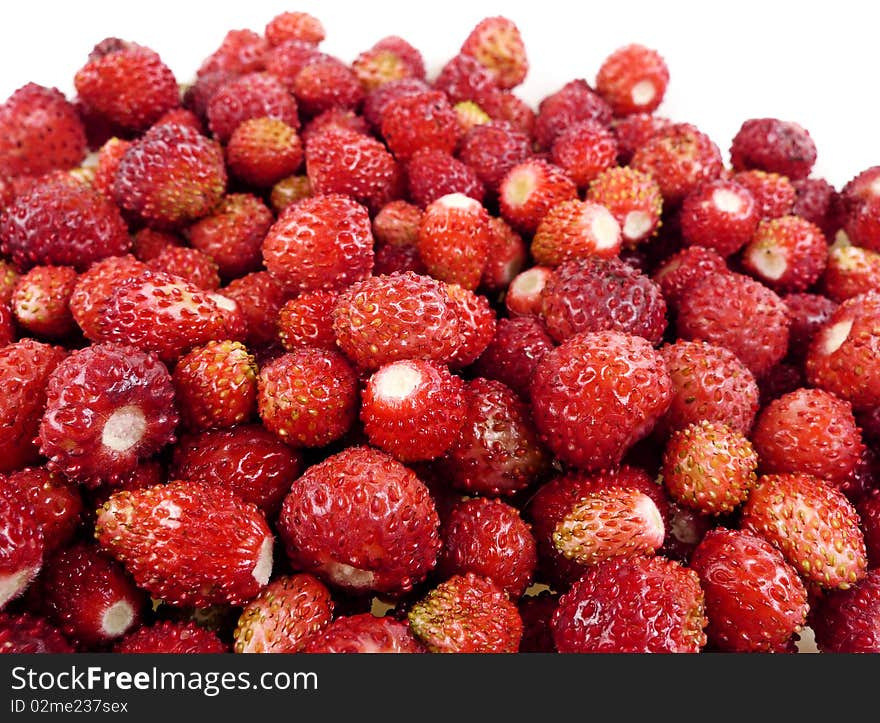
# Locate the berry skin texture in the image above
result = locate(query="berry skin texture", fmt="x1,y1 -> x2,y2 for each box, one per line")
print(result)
679,179 -> 759,257
262,193 -> 374,294
37,342 -> 178,487
690,528 -> 808,653
741,215 -> 828,293
197,29 -> 268,78
95,479 -> 275,606
352,36 -> 427,92
857,489 -> 880,567
0,612 -> 73,653
534,79 -> 613,151
380,90 -> 459,161
291,57 -> 364,118
730,118 -> 817,180
612,112 -> 673,164
7,467 -> 83,555
840,166 -> 880,251
226,117 -> 304,188
586,166 -> 663,246
302,613 -> 424,653
472,316 -> 554,401
498,159 -> 578,234
408,573 -> 522,653
751,387 -> 864,485
147,246 -> 219,291
444,283 -> 497,368
439,497 -> 537,597
265,11 -> 325,46
257,348 -> 358,448
822,233 -> 880,303
361,359 -> 467,463
458,121 -> 532,192
531,199 -> 622,266
278,290 -> 339,352
596,44 -> 669,116
519,592 -> 558,652
115,621 -> 227,654
460,16 -> 528,89
552,555 -> 707,653
661,421 -> 758,515
234,574 -> 333,654
675,271 -> 790,378
372,200 -> 422,247
551,120 -> 618,188
732,169 -> 796,220
784,292 -> 838,359
12,265 -> 78,339
222,271 -> 294,348
651,245 -> 728,310
0,477 -> 43,610
741,473 -> 867,590
207,72 -> 300,144
418,193 -> 490,290
278,446 -> 440,595
406,148 -> 485,209
530,331 -> 673,471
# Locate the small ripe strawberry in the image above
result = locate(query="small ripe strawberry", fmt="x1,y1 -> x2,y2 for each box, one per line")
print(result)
505,266 -> 553,317
373,241 -> 426,276
0,478 -> 43,609
226,117 -> 303,188
432,53 -> 502,110
730,118 -> 817,180
586,166 -> 663,246
300,107 -> 370,145
534,79 -> 613,150
661,501 -> 714,563
550,119 -> 618,188
30,542 -> 146,649
265,11 -> 325,46
822,232 -> 880,302
539,257 -> 668,345
234,574 -> 333,653
38,342 -> 177,486
352,36 -> 427,91
148,246 -> 220,290
418,193 -> 490,290
69,255 -> 146,341
223,272 -> 293,349
690,528 -> 808,652
406,148 -> 485,208
552,555 -> 706,653
408,573 -> 522,653
460,16 -> 528,89
751,387 -> 863,484
457,121 -> 532,192
132,228 -> 181,262
596,44 -> 669,117
661,421 -> 758,515
207,72 -> 300,143
186,193 -> 274,281
531,199 -> 622,266
74,42 -> 179,132
741,215 -> 828,293
0,612 -> 72,653
498,159 -> 578,234
154,107 -> 204,133
612,112 -> 673,163
731,169 -> 796,220
381,90 -> 459,162
197,28 -> 268,77
277,290 -> 338,352
439,497 -> 537,598
784,292 -> 838,359
676,271 -> 790,378
0,83 -> 86,178
1,173 -> 130,271
372,200 -> 422,247
445,283 -> 497,368
472,316 -> 554,401
116,620 -> 227,653
262,193 -> 374,294
302,613 -> 424,653
7,467 -> 83,555
258,348 -> 357,448
793,176 -> 840,235
279,446 -> 440,594
291,57 -> 364,118
652,245 -> 728,309
91,137 -> 131,199
658,339 -> 759,436
530,331 -> 673,471
263,39 -> 323,92
481,216 -> 527,292
679,179 -> 758,257
0,340 -> 67,473
114,122 -> 227,229
742,472 -> 867,589
811,569 -> 880,652
486,90 -> 535,135
631,123 -> 724,204
361,77 -> 430,130
839,166 -> 880,251
11,265 -> 78,339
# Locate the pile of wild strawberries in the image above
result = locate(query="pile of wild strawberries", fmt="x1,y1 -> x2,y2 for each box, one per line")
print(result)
1,12 -> 879,655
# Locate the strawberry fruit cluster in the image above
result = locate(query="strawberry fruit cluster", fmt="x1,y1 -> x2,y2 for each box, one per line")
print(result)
1,12 -> 880,655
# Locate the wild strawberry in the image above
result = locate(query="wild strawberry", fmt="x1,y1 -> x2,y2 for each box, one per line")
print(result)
658,339 -> 759,436
612,112 -> 673,163
302,613 -> 424,653
690,528 -> 808,652
75,42 -> 179,132
234,574 -> 333,653
11,265 -> 77,339
552,555 -> 706,652
279,446 -> 440,594
132,228 -> 180,262
811,569 -> 880,652
631,123 -> 724,204
0,477 -> 43,609
67,255 -> 144,341
793,176 -> 840,235
406,148 -> 485,208
263,39 -> 323,92
460,16 -> 528,89
784,293 -> 838,359
432,53 -> 502,110
505,266 -> 553,317
372,200 -> 422,247
97,479 -> 274,606
198,28 -> 267,77
531,199 -> 622,266
822,233 -> 880,302
226,117 -> 303,188
300,108 -> 370,145
751,388 -> 863,484
373,242 -> 426,277
498,159 -> 578,234
277,290 -> 338,352
116,620 -> 227,654
676,271 -> 790,378
258,348 -> 357,448
7,467 -> 82,555
534,79 -> 613,150
731,169 -> 796,220
361,77 -> 430,130
445,283 -> 497,368
352,36 -> 426,91
186,193 -> 274,281
472,316 -> 554,401
741,215 -> 828,293
418,193 -> 490,290
114,122 -> 227,229
530,331 -> 673,470
380,90 -> 459,162
291,57 -> 364,118
207,72 -> 299,144
222,272 -> 293,348
148,246 -> 220,290
0,83 -> 86,178
730,118 -> 817,180
408,573 -> 521,653
661,421 -> 758,515
539,257 -> 668,345
652,246 -> 728,309
154,107 -> 203,133
262,193 -> 374,294
481,216 -> 527,292
457,121 -> 532,192
265,11 -> 325,46
839,166 -> 880,251
438,377 -> 548,496
1,173 -> 129,271
596,44 -> 669,117
487,91 -> 535,135
0,612 -> 72,653
586,166 -> 663,246
679,179 -> 758,257
742,472 -> 867,589
91,137 -> 131,199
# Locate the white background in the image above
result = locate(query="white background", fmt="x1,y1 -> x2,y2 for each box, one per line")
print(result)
0,0 -> 877,189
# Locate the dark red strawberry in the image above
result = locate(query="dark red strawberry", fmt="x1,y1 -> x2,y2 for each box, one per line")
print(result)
0,612 -> 73,653
0,302 -> 12,347
0,477 -> 43,610
207,72 -> 299,143
784,292 -> 838,359
7,467 -> 82,554
132,228 -> 180,262
857,489 -> 880,567
147,246 -> 220,290
730,118 -> 817,180
793,176 -> 840,237
406,148 -> 485,208
611,112 -> 673,164
472,316 -> 554,401
302,613 -> 424,653
732,169 -> 796,220
361,77 -> 430,130
457,121 -> 532,192
518,591 -> 558,652
445,283 -> 497,368
811,569 -> 880,652
115,620 -> 227,653
651,245 -> 728,309
551,120 -> 618,188
534,79 -> 613,150
197,29 -> 268,78
265,11 -> 325,46
381,90 -> 458,161
432,53 -> 502,111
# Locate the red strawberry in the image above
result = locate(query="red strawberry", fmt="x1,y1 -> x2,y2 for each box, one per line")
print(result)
460,16 -> 528,89
458,121 -> 532,192
730,118 -> 817,180
534,79 -> 613,150
11,265 -> 78,339
263,40 -> 323,93
741,215 -> 828,292
7,467 -> 83,554
75,41 -> 179,131
550,120 -> 618,188
661,421 -> 758,515
197,29 -> 268,78
408,573 -> 522,653
154,107 -> 203,133
586,166 -> 663,246
372,200 -> 422,247
207,72 -> 299,143
498,159 -> 578,234
445,283 -> 496,368
265,11 -> 325,46
302,613 -> 424,653
352,36 -> 427,91
552,555 -> 707,653
0,477 -> 43,610
480,217 -> 527,292
278,446 -> 440,594
92,137 -> 131,199
278,290 -> 339,352
115,620 -> 227,653
234,574 -> 333,653
784,292 -> 838,359
596,44 -> 669,116
661,502 -> 714,563
651,245 -> 728,309
518,591 -> 558,652
227,117 -> 303,187
406,148 -> 485,208
0,339 -> 68,473
793,176 -> 840,236
822,233 -> 880,302
742,473 -> 867,589
432,53 -> 502,111
222,271 -> 294,348
690,528 -> 808,652
373,241 -> 426,277
0,612 -> 72,653
732,169 -> 796,220
262,193 -> 374,294
69,255 -> 147,341
471,316 -> 554,401
381,89 -> 459,161
418,193 -> 490,291
531,199 -> 622,266
38,342 -> 177,486
361,77 -> 430,130
811,569 -> 880,652
96,479 -> 274,606
0,83 -> 86,178
679,179 -> 758,257
505,266 -> 553,317
840,166 -> 880,251
148,246 -> 220,290
530,331 -> 672,471
291,57 -> 364,118
1,173 -> 130,271
611,112 -> 673,163
132,228 -> 180,262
